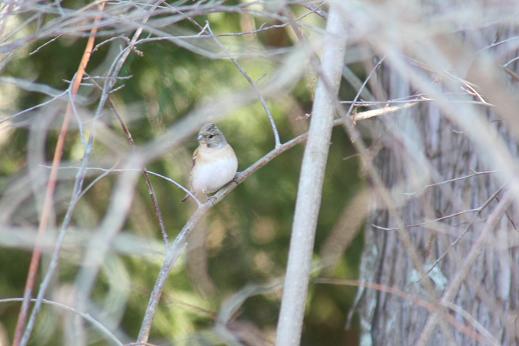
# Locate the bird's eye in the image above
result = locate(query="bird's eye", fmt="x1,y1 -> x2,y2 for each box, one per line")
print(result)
208,134 -> 214,139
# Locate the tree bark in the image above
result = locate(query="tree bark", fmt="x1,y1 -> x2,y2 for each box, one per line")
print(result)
358,26 -> 519,346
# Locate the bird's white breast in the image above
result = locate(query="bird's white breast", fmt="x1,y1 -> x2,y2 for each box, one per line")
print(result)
191,145 -> 238,194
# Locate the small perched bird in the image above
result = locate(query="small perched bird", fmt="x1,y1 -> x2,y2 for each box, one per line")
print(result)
183,123 -> 238,202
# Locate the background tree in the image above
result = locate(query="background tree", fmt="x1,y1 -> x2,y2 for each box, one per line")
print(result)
353,2 -> 519,345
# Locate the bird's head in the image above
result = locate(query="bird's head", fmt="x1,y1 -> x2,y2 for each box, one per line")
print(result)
197,122 -> 226,148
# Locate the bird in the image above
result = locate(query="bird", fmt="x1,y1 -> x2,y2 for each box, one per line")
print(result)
182,122 -> 238,202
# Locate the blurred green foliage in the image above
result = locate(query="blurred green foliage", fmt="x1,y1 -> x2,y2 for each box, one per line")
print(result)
0,2 -> 364,345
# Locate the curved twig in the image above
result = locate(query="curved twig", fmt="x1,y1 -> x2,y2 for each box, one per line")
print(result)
2,297 -> 122,346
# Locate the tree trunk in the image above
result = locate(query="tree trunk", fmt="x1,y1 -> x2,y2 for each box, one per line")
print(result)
358,25 -> 519,345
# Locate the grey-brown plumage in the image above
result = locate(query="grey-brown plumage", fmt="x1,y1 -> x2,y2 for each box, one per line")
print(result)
182,123 -> 238,202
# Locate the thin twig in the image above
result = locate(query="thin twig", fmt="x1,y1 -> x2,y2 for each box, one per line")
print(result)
373,182 -> 506,232
352,102 -> 417,122
416,192 -> 513,346
205,22 -> 281,148
425,184 -> 507,273
1,298 -> 122,346
346,57 -> 385,122
108,91 -> 170,245
46,165 -> 200,206
316,278 -> 499,346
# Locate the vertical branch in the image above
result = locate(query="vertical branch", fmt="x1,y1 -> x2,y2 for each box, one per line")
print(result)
12,2 -> 106,345
275,4 -> 347,346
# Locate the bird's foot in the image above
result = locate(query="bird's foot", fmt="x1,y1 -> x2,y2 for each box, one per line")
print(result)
207,194 -> 218,206
232,172 -> 242,184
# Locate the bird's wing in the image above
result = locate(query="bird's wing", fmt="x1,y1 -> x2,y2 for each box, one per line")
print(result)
191,146 -> 199,168
181,146 -> 199,202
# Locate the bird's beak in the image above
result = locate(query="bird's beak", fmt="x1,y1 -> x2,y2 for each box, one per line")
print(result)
197,134 -> 203,142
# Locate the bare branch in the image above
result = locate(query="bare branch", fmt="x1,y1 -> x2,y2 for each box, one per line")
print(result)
276,4 -> 348,345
